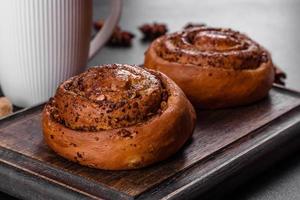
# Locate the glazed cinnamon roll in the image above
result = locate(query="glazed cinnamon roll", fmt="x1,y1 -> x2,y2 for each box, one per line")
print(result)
42,64 -> 196,170
144,27 -> 275,109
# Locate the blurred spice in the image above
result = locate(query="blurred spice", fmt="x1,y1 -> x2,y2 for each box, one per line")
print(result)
94,20 -> 135,47
183,23 -> 206,29
274,66 -> 287,85
139,23 -> 168,41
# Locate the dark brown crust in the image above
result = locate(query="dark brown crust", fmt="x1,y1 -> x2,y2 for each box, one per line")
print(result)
52,64 -> 164,131
144,27 -> 274,109
42,65 -> 196,170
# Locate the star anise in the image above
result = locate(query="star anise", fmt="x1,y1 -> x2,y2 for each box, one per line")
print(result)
94,20 -> 135,47
183,23 -> 206,29
139,23 -> 168,41
274,65 -> 287,86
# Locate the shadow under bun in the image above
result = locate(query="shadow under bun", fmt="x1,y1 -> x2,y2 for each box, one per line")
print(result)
42,64 -> 196,170
144,26 -> 274,109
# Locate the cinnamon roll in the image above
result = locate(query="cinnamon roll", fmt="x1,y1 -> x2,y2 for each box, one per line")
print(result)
42,64 -> 196,170
144,26 -> 275,109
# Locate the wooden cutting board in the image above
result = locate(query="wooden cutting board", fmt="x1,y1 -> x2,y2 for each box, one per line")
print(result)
0,85 -> 300,200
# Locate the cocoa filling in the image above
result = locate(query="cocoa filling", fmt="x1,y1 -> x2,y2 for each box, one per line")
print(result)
48,64 -> 169,132
155,27 -> 269,70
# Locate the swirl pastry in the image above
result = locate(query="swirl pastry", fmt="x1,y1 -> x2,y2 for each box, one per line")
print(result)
144,26 -> 275,109
42,64 -> 196,170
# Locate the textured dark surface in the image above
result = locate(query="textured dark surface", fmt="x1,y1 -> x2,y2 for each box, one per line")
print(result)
1,0 -> 300,199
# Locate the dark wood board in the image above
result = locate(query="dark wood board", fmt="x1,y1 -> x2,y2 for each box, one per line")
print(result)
0,86 -> 300,200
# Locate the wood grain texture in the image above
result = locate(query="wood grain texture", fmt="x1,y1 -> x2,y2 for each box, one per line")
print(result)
0,86 -> 300,200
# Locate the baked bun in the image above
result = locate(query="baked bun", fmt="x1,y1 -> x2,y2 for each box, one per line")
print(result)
0,97 -> 13,118
144,26 -> 275,109
42,64 -> 196,170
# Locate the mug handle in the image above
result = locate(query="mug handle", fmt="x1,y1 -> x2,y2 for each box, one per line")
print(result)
88,0 -> 122,60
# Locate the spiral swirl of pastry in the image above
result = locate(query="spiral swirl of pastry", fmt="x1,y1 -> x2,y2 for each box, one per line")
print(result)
154,27 -> 269,69
144,26 -> 274,108
43,64 -> 196,170
51,64 -> 167,131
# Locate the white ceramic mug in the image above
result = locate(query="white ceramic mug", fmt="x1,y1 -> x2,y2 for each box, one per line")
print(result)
0,0 -> 122,107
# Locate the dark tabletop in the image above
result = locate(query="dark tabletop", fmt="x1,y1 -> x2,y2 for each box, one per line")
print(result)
2,0 -> 300,199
